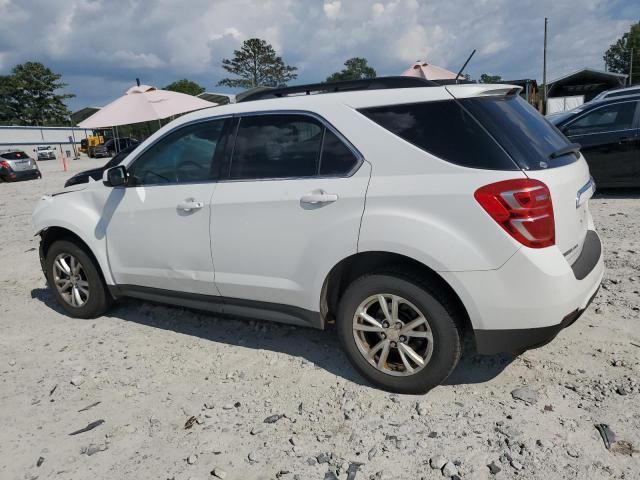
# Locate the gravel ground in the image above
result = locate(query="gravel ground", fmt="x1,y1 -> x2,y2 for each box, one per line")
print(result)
1,156 -> 639,480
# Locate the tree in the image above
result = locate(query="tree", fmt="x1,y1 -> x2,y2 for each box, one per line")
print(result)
326,57 -> 377,82
0,75 -> 18,124
217,38 -> 298,88
164,78 -> 206,96
479,73 -> 502,83
604,21 -> 640,84
0,62 -> 73,126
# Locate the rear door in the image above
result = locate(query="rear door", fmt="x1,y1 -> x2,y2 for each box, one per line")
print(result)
561,99 -> 639,187
210,112 -> 370,311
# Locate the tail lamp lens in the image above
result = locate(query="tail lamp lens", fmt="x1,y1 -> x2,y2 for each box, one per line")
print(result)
475,178 -> 555,248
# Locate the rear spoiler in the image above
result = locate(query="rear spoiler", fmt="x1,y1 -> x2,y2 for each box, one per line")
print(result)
445,84 -> 523,99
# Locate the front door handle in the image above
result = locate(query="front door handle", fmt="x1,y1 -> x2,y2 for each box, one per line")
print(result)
177,199 -> 204,212
300,190 -> 338,209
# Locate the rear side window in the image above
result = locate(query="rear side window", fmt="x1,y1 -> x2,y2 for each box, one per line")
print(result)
320,129 -> 358,175
459,96 -> 573,170
230,115 -> 323,180
359,100 -> 518,170
564,101 -> 637,136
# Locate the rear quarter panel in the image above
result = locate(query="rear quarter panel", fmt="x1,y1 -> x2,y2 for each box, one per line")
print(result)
329,104 -> 526,272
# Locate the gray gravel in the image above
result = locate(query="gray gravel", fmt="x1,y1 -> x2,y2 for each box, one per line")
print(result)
0,157 -> 639,479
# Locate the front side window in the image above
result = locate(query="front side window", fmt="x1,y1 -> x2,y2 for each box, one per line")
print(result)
230,114 -> 323,180
565,101 -> 637,136
128,120 -> 226,185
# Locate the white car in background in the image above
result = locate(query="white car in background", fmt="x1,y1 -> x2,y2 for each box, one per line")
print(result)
32,77 -> 603,393
35,145 -> 56,160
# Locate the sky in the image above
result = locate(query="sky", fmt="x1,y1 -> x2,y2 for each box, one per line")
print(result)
0,0 -> 638,112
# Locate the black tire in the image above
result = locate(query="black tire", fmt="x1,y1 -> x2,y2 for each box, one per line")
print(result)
45,239 -> 112,319
337,271 -> 462,394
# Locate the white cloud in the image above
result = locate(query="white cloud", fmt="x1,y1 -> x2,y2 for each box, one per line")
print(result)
323,1 -> 341,20
0,0 -> 637,111
371,3 -> 385,17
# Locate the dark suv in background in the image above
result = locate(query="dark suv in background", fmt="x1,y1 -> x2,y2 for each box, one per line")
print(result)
549,93 -> 640,188
93,137 -> 139,158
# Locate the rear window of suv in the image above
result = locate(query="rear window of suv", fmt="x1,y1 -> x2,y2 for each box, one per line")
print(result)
359,100 -> 518,170
459,95 -> 575,170
360,95 -> 575,171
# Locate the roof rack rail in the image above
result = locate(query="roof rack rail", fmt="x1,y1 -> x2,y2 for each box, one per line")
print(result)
236,76 -> 439,103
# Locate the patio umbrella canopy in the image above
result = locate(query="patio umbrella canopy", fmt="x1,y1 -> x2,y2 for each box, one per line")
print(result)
402,61 -> 458,80
78,85 -> 217,128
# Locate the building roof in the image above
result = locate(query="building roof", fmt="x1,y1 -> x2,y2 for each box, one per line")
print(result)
70,107 -> 101,125
547,68 -> 628,100
548,68 -> 627,85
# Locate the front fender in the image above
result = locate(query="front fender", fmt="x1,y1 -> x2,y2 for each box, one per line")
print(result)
32,187 -> 117,285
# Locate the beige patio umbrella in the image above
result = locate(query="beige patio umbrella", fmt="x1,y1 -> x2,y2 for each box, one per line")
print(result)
78,85 -> 217,128
401,61 -> 458,81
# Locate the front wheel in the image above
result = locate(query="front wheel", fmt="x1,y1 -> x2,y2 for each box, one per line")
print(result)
45,240 -> 112,318
337,272 -> 462,394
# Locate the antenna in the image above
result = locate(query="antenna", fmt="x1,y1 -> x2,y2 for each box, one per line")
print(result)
455,49 -> 476,83
136,78 -> 141,87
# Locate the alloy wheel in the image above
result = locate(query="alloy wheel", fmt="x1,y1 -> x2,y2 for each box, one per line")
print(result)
352,294 -> 434,376
52,253 -> 90,307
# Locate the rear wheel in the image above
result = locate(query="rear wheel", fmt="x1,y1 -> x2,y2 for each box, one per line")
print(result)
337,272 -> 462,394
45,240 -> 112,318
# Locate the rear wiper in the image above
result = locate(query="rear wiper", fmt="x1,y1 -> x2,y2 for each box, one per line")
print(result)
550,143 -> 580,159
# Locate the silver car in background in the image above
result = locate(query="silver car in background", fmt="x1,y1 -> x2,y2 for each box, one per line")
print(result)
0,150 -> 42,182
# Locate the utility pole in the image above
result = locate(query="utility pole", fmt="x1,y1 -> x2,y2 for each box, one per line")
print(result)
630,48 -> 634,86
543,17 -> 548,113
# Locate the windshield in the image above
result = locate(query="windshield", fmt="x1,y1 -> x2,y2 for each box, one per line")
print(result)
104,144 -> 136,168
459,95 -> 575,170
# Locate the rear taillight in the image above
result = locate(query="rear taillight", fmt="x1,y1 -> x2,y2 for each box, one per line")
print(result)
474,178 -> 555,248
0,160 -> 10,169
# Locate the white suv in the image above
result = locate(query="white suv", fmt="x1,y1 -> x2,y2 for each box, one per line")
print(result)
33,77 -> 603,393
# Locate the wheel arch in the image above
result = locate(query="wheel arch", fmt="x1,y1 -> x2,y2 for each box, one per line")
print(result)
38,226 -> 112,287
320,251 -> 473,339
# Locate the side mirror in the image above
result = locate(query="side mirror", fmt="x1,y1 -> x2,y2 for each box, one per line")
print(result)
103,165 -> 128,187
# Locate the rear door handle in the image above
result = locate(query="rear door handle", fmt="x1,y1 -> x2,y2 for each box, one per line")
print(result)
300,190 -> 338,208
177,199 -> 204,212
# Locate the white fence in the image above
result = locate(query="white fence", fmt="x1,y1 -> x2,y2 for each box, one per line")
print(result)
547,95 -> 584,114
0,126 -> 93,149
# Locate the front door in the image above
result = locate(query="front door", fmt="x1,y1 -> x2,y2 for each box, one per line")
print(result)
563,99 -> 639,187
106,118 -> 230,295
211,113 -> 370,312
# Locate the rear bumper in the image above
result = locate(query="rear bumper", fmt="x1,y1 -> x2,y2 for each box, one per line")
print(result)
441,230 -> 604,354
2,168 -> 41,181
474,285 -> 599,354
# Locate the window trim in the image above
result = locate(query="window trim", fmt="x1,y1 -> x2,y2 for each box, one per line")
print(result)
123,116 -> 233,188
221,110 -> 364,183
562,99 -> 640,137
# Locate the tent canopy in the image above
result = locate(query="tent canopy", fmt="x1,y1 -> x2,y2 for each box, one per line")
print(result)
401,61 -> 458,80
78,85 -> 216,128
